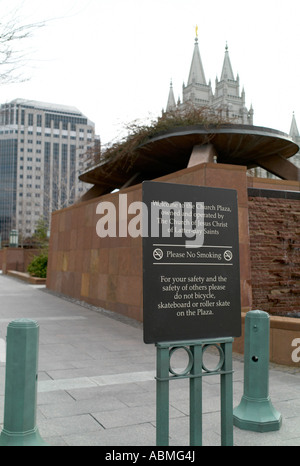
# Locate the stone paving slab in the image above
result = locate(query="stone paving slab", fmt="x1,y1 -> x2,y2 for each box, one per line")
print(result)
0,273 -> 300,447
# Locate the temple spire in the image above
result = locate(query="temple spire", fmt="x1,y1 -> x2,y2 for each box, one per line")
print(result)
220,42 -> 235,81
187,29 -> 207,86
166,79 -> 176,111
289,112 -> 300,139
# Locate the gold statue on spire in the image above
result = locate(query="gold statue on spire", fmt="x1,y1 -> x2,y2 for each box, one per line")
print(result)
195,25 -> 198,38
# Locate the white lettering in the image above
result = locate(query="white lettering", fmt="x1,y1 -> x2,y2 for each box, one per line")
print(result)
96,202 -> 116,237
291,338 -> 300,363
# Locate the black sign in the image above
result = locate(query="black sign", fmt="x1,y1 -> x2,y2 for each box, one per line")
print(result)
142,181 -> 241,344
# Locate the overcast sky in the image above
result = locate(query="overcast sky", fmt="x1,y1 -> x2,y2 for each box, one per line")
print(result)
0,0 -> 299,145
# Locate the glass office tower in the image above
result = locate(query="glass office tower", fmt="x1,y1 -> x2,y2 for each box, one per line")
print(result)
0,99 -> 97,242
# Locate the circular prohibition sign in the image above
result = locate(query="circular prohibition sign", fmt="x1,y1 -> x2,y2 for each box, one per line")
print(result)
153,248 -> 164,261
223,250 -> 233,261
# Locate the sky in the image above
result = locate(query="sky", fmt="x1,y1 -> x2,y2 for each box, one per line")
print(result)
0,0 -> 300,146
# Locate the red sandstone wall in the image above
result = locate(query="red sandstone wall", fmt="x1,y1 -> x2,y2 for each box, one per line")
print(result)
46,163 -> 252,320
0,249 -> 42,274
45,167 -> 300,366
47,187 -> 144,321
249,196 -> 300,316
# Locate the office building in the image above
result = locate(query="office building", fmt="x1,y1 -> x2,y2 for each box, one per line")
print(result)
0,98 -> 96,242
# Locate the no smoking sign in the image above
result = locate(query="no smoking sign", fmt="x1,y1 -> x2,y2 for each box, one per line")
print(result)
142,181 -> 241,344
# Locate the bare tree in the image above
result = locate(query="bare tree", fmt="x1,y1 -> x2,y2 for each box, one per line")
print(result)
0,4 -> 45,84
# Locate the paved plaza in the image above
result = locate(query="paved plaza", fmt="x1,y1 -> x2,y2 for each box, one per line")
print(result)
0,273 -> 300,446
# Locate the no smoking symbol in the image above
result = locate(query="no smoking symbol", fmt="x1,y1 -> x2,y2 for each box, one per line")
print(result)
153,248 -> 163,261
224,250 -> 233,261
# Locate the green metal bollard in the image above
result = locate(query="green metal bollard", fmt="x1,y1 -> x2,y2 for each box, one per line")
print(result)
233,310 -> 282,432
0,319 -> 48,446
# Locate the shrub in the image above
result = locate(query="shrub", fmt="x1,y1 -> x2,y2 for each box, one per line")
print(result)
27,253 -> 48,278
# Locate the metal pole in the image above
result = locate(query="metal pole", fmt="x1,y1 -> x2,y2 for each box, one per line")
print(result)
220,340 -> 233,446
0,319 -> 48,446
156,344 -> 170,446
233,310 -> 282,432
189,343 -> 202,446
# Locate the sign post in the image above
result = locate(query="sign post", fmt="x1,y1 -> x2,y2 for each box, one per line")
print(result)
142,181 -> 241,446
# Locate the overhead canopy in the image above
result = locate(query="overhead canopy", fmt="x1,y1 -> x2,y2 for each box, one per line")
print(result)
79,124 -> 300,199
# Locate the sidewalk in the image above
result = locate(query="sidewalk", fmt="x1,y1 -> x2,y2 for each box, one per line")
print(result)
1,273 -> 300,446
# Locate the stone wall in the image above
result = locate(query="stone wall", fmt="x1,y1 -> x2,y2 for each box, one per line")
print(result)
248,189 -> 300,317
46,163 -> 252,321
44,166 -> 300,366
0,248 -> 42,274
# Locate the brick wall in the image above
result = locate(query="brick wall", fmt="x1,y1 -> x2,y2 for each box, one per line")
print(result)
248,190 -> 300,316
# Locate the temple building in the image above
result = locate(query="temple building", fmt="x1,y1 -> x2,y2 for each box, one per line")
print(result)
166,32 -> 300,177
165,34 -> 254,126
